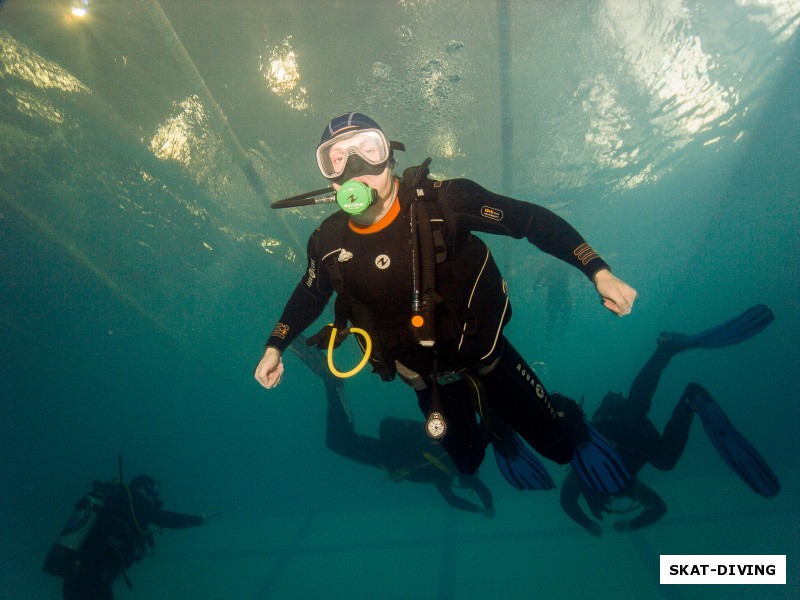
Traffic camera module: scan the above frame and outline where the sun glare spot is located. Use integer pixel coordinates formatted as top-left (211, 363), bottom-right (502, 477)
top-left (259, 36), bottom-right (310, 111)
top-left (149, 96), bottom-right (207, 165)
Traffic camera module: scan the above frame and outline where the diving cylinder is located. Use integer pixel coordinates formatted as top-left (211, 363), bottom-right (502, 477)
top-left (43, 491), bottom-right (106, 577)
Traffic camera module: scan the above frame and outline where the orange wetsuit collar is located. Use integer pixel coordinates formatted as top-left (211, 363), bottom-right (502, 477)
top-left (348, 180), bottom-right (401, 234)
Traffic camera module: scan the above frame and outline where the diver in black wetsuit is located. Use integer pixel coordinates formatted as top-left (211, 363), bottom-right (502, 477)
top-left (254, 112), bottom-right (637, 475)
top-left (48, 475), bottom-right (215, 600)
top-left (559, 305), bottom-right (778, 534)
top-left (558, 337), bottom-right (694, 535)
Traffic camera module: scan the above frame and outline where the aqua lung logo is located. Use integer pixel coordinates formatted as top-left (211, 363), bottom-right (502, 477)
top-left (516, 363), bottom-right (555, 417)
top-left (481, 206), bottom-right (503, 221)
top-left (375, 254), bottom-right (391, 269)
top-left (305, 258), bottom-right (317, 287)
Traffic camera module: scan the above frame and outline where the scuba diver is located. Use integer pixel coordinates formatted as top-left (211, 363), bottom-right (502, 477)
top-left (254, 112), bottom-right (638, 495)
top-left (44, 473), bottom-right (217, 600)
top-left (288, 337), bottom-right (495, 516)
top-left (559, 305), bottom-right (781, 536)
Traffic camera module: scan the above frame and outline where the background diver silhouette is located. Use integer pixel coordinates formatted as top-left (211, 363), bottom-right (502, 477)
top-left (289, 337), bottom-right (495, 516)
top-left (45, 474), bottom-right (215, 600)
top-left (559, 305), bottom-right (780, 536)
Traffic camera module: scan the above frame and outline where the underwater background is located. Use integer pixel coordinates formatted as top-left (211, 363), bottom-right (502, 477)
top-left (1, 1), bottom-right (798, 598)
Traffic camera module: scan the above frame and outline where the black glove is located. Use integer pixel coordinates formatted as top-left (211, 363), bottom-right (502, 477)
top-left (306, 324), bottom-right (348, 350)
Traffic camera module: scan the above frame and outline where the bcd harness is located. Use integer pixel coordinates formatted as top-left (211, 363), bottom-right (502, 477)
top-left (318, 160), bottom-right (510, 406)
top-left (43, 456), bottom-right (153, 591)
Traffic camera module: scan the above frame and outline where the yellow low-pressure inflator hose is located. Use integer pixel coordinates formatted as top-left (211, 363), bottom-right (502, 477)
top-left (327, 325), bottom-right (372, 378)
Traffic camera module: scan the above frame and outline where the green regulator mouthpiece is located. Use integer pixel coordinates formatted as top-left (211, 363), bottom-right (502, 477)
top-left (336, 180), bottom-right (378, 215)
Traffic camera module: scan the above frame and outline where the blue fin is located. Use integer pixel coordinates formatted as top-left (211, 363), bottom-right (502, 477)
top-left (492, 428), bottom-right (556, 491)
top-left (683, 383), bottom-right (780, 498)
top-left (571, 419), bottom-right (632, 494)
top-left (662, 305), bottom-right (774, 350)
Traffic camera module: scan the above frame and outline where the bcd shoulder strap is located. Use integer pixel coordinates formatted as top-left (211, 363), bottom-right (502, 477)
top-left (323, 159), bottom-right (455, 378)
top-left (402, 158), bottom-right (447, 262)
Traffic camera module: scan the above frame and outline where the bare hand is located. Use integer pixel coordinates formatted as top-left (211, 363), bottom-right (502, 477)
top-left (254, 347), bottom-right (284, 389)
top-left (593, 269), bottom-right (637, 316)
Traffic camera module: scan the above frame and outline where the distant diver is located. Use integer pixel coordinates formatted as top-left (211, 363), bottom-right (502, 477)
top-left (559, 305), bottom-right (780, 535)
top-left (44, 466), bottom-right (217, 600)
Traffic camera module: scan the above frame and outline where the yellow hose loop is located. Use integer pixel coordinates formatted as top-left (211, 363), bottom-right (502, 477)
top-left (327, 326), bottom-right (372, 378)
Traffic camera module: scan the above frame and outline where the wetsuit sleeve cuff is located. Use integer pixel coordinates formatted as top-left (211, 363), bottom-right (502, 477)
top-left (265, 320), bottom-right (294, 352)
top-left (586, 261), bottom-right (611, 281)
top-left (265, 337), bottom-right (290, 353)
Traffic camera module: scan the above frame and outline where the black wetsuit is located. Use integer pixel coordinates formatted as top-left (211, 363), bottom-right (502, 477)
top-left (267, 177), bottom-right (610, 474)
top-left (62, 489), bottom-right (202, 600)
top-left (559, 344), bottom-right (695, 532)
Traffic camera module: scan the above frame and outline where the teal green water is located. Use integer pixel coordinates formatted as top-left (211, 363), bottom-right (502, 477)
top-left (1, 1), bottom-right (798, 598)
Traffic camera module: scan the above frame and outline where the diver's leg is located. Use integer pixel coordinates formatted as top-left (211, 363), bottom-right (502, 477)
top-left (324, 381), bottom-right (384, 467)
top-left (480, 340), bottom-right (577, 464)
top-left (626, 308), bottom-right (773, 417)
top-left (648, 398), bottom-right (695, 471)
top-left (325, 380), bottom-right (355, 452)
top-left (625, 342), bottom-right (675, 420)
top-left (461, 474), bottom-right (495, 515)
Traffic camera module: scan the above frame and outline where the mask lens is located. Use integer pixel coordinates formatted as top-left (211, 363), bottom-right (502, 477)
top-left (316, 129), bottom-right (389, 179)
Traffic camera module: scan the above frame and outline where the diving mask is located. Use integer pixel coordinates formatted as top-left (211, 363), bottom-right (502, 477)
top-left (336, 180), bottom-right (378, 215)
top-left (316, 128), bottom-right (390, 180)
